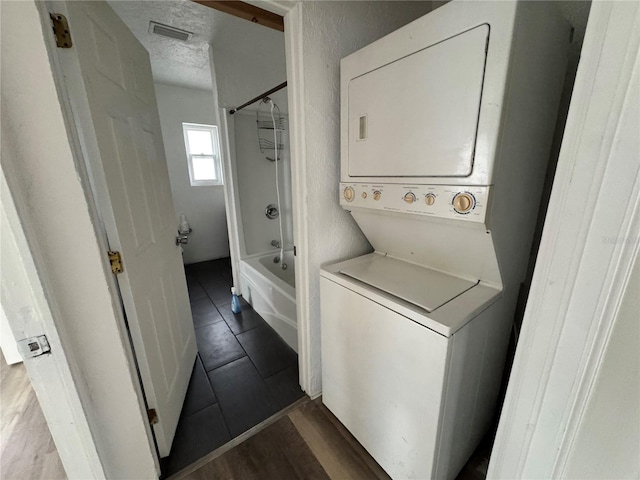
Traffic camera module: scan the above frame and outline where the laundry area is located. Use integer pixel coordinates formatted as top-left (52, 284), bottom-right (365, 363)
top-left (321, 2), bottom-right (570, 479)
top-left (6, 0), bottom-right (638, 479)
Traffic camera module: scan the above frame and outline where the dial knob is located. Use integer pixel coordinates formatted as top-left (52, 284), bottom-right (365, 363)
top-left (404, 192), bottom-right (416, 204)
top-left (452, 192), bottom-right (475, 214)
top-left (373, 190), bottom-right (381, 201)
top-left (425, 194), bottom-right (436, 206)
top-left (343, 186), bottom-right (355, 202)
top-left (361, 192), bottom-right (367, 199)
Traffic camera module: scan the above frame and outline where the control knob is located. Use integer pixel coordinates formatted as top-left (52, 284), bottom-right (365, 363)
top-left (343, 186), bottom-right (355, 202)
top-left (452, 192), bottom-right (475, 214)
top-left (403, 192), bottom-right (417, 204)
top-left (425, 193), bottom-right (436, 206)
top-left (373, 190), bottom-right (381, 201)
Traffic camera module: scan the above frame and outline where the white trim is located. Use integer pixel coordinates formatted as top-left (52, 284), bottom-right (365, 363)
top-left (284, 4), bottom-right (316, 396)
top-left (488, 2), bottom-right (640, 478)
top-left (0, 168), bottom-right (105, 479)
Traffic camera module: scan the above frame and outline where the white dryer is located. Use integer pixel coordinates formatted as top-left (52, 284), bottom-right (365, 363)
top-left (320, 2), bottom-right (570, 479)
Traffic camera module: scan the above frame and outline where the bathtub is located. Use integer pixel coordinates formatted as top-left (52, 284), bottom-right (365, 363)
top-left (239, 251), bottom-right (297, 352)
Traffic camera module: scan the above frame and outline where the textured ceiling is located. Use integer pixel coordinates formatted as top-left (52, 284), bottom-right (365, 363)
top-left (109, 0), bottom-right (286, 91)
top-left (109, 0), bottom-right (592, 95)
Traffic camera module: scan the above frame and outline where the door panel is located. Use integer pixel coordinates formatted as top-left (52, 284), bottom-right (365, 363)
top-left (60, 1), bottom-right (197, 457)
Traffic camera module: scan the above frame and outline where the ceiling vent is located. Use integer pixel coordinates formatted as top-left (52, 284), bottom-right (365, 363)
top-left (148, 21), bottom-right (193, 42)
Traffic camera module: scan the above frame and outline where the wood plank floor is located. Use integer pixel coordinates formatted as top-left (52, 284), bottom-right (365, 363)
top-left (173, 398), bottom-right (492, 480)
top-left (0, 344), bottom-right (491, 480)
top-left (176, 399), bottom-right (389, 480)
top-left (0, 352), bottom-right (66, 480)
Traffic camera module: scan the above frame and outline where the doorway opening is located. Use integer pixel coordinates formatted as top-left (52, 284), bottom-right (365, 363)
top-left (108, 1), bottom-right (301, 476)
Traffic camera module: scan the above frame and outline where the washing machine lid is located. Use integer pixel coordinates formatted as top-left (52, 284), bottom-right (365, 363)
top-left (340, 255), bottom-right (477, 313)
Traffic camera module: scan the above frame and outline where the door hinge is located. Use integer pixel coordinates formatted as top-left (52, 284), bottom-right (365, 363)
top-left (17, 335), bottom-right (51, 359)
top-left (108, 250), bottom-right (124, 274)
top-left (147, 408), bottom-right (159, 425)
top-left (50, 13), bottom-right (72, 48)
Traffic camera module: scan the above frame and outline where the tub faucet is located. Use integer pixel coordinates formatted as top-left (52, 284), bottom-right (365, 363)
top-left (271, 240), bottom-right (281, 248)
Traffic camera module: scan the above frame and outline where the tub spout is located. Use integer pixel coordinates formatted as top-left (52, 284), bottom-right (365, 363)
top-left (271, 240), bottom-right (281, 248)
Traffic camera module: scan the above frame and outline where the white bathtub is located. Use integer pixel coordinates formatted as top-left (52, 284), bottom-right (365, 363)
top-left (239, 251), bottom-right (297, 352)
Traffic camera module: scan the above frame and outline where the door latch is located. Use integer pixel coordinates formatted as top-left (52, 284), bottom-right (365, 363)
top-left (17, 335), bottom-right (51, 359)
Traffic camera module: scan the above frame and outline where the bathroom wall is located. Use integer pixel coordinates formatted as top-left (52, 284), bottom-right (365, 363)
top-left (233, 111), bottom-right (293, 256)
top-left (154, 82), bottom-right (230, 264)
top-left (286, 1), bottom-right (436, 394)
top-left (207, 18), bottom-right (289, 260)
top-left (211, 25), bottom-right (287, 113)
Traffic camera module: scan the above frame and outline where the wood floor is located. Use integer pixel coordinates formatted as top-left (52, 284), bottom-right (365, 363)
top-left (174, 398), bottom-right (390, 480)
top-left (0, 352), bottom-right (66, 480)
top-left (0, 345), bottom-right (490, 480)
top-left (171, 397), bottom-right (492, 480)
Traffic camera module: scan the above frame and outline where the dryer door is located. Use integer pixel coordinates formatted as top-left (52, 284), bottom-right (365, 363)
top-left (348, 24), bottom-right (489, 178)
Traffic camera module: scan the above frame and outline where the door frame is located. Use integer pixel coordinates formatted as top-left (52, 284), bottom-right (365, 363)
top-left (207, 2), bottom-right (319, 393)
top-left (1, 165), bottom-right (105, 479)
top-left (488, 1), bottom-right (639, 477)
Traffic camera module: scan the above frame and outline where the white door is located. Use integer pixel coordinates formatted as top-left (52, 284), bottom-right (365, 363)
top-left (56, 1), bottom-right (197, 457)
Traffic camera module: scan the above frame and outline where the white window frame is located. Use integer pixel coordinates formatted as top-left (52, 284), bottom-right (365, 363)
top-left (182, 122), bottom-right (223, 186)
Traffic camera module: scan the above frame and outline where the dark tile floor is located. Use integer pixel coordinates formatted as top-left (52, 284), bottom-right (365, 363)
top-left (161, 258), bottom-right (304, 478)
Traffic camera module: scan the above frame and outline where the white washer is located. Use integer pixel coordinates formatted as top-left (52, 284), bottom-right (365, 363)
top-left (320, 1), bottom-right (571, 479)
top-left (321, 254), bottom-right (502, 479)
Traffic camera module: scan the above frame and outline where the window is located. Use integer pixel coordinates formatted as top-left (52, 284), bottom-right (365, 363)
top-left (182, 123), bottom-right (223, 186)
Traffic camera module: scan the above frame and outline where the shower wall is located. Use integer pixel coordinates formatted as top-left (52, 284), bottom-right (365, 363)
top-left (233, 111), bottom-right (293, 256)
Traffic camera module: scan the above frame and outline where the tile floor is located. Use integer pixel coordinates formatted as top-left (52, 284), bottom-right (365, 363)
top-left (161, 258), bottom-right (304, 478)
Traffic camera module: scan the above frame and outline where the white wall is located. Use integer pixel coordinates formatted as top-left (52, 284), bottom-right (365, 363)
top-left (286, 1), bottom-right (435, 395)
top-left (208, 19), bottom-right (289, 263)
top-left (211, 23), bottom-right (287, 112)
top-left (0, 304), bottom-right (21, 365)
top-left (233, 111), bottom-right (293, 256)
top-left (154, 82), bottom-right (230, 264)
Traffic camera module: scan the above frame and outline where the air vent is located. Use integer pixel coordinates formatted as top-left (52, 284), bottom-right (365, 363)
top-left (148, 21), bottom-right (193, 42)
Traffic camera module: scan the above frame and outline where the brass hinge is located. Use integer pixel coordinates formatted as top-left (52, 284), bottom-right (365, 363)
top-left (108, 251), bottom-right (123, 274)
top-left (147, 408), bottom-right (159, 425)
top-left (50, 13), bottom-right (72, 48)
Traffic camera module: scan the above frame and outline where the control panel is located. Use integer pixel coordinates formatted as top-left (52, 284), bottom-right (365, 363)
top-left (339, 183), bottom-right (490, 223)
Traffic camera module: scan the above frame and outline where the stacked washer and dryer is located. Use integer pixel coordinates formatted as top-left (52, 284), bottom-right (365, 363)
top-left (320, 2), bottom-right (570, 479)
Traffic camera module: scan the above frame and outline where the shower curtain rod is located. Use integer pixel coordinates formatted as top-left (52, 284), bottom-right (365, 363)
top-left (229, 81), bottom-right (287, 115)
